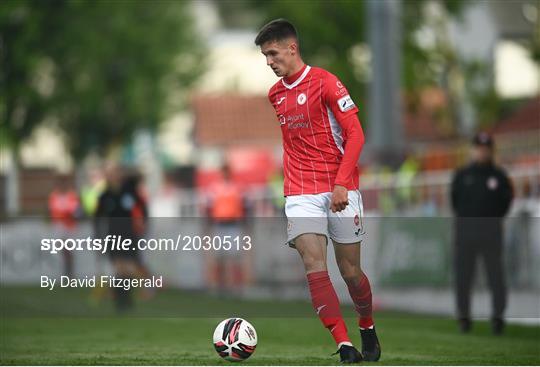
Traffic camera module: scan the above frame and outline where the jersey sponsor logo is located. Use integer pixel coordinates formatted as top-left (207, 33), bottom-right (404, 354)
top-left (297, 93), bottom-right (307, 105)
top-left (288, 122), bottom-right (309, 129)
top-left (334, 81), bottom-right (347, 96)
top-left (277, 96), bottom-right (286, 105)
top-left (285, 113), bottom-right (305, 123)
top-left (337, 95), bottom-right (355, 112)
top-left (335, 88), bottom-right (348, 96)
top-left (283, 113), bottom-right (309, 129)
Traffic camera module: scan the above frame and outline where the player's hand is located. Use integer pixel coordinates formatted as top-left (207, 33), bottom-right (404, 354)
top-left (330, 185), bottom-right (349, 213)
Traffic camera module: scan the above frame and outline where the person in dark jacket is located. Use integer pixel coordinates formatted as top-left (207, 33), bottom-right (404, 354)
top-left (95, 165), bottom-right (147, 311)
top-left (450, 132), bottom-right (513, 334)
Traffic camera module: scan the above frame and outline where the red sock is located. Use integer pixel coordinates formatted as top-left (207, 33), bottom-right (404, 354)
top-left (346, 272), bottom-right (374, 329)
top-left (307, 271), bottom-right (350, 346)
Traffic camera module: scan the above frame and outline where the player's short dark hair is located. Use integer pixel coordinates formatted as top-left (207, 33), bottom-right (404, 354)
top-left (254, 18), bottom-right (298, 46)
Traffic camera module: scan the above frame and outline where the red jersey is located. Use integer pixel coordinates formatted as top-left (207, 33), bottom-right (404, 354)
top-left (209, 181), bottom-right (244, 222)
top-left (268, 65), bottom-right (365, 196)
top-left (48, 189), bottom-right (79, 229)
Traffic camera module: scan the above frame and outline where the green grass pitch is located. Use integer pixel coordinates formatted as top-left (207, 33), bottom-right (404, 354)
top-left (1, 286), bottom-right (539, 365)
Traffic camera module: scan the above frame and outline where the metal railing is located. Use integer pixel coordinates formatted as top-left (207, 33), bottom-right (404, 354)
top-left (171, 164), bottom-right (540, 217)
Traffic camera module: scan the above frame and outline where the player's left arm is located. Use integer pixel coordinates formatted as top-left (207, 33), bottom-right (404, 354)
top-left (324, 74), bottom-right (365, 212)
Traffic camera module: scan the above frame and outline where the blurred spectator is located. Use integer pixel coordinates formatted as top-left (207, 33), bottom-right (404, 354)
top-left (204, 164), bottom-right (250, 295)
top-left (396, 155), bottom-right (420, 208)
top-left (450, 132), bottom-right (513, 335)
top-left (80, 168), bottom-right (105, 217)
top-left (48, 174), bottom-right (80, 277)
top-left (149, 171), bottom-right (181, 217)
top-left (267, 171), bottom-right (285, 213)
top-left (95, 164), bottom-right (150, 311)
top-left (378, 166), bottom-right (397, 215)
top-left (122, 171), bottom-right (155, 300)
top-left (506, 181), bottom-right (538, 288)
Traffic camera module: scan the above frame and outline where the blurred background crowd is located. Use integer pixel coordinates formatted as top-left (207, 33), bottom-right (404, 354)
top-left (1, 0), bottom-right (539, 319)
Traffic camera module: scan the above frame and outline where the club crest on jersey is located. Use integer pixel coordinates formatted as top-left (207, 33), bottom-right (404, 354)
top-left (487, 177), bottom-right (498, 190)
top-left (337, 95), bottom-right (355, 112)
top-left (297, 93), bottom-right (307, 105)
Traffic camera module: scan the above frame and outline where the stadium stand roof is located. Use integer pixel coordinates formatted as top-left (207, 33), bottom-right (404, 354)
top-left (492, 96), bottom-right (540, 134)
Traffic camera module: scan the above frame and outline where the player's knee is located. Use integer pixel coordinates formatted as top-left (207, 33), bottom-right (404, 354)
top-left (301, 256), bottom-right (327, 273)
top-left (340, 267), bottom-right (363, 286)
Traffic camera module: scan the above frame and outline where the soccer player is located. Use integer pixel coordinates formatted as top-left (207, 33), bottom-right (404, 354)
top-left (255, 19), bottom-right (381, 363)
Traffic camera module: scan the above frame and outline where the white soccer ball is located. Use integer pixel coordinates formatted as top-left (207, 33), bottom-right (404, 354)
top-left (213, 318), bottom-right (257, 362)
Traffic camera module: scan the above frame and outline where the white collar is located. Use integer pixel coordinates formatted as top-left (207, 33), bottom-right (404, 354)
top-left (281, 65), bottom-right (311, 90)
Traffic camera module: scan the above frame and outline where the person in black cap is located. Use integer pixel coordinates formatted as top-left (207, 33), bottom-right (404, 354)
top-left (450, 132), bottom-right (513, 334)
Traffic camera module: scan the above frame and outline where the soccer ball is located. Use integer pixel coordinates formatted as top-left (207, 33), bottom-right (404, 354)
top-left (213, 318), bottom-right (257, 361)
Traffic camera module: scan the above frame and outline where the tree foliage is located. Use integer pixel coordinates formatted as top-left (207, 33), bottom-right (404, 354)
top-left (247, 0), bottom-right (367, 114)
top-left (223, 0), bottom-right (470, 126)
top-left (1, 0), bottom-right (204, 161)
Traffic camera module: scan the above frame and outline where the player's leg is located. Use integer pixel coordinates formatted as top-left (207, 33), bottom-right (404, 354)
top-left (295, 233), bottom-right (328, 273)
top-left (333, 241), bottom-right (380, 362)
top-left (328, 190), bottom-right (379, 361)
top-left (111, 257), bottom-right (136, 311)
top-left (454, 240), bottom-right (477, 332)
top-left (480, 241), bottom-right (507, 334)
top-left (133, 250), bottom-right (156, 300)
top-left (333, 242), bottom-right (373, 328)
top-left (327, 189), bottom-right (373, 328)
top-left (285, 193), bottom-right (361, 362)
top-left (295, 235), bottom-right (344, 334)
top-left (294, 234), bottom-right (361, 363)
